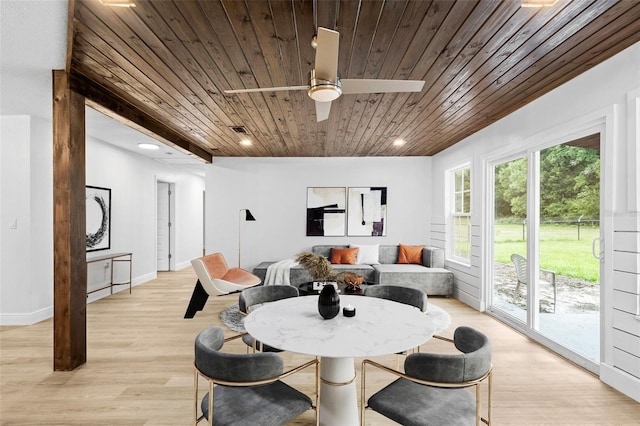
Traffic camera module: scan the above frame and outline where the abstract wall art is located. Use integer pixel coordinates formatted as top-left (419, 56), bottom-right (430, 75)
top-left (86, 185), bottom-right (111, 252)
top-left (347, 187), bottom-right (387, 236)
top-left (306, 187), bottom-right (346, 236)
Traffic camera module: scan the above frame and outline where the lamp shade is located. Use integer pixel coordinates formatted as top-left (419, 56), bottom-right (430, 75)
top-left (244, 209), bottom-right (256, 221)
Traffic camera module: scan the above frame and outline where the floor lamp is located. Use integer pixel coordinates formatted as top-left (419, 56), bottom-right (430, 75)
top-left (238, 208), bottom-right (256, 267)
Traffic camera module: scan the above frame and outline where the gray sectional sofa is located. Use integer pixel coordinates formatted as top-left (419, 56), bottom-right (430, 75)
top-left (253, 244), bottom-right (453, 296)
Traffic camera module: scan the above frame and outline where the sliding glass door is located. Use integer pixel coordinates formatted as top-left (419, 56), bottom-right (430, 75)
top-left (490, 137), bottom-right (601, 370)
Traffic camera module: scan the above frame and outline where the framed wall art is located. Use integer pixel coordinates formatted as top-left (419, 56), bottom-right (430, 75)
top-left (306, 187), bottom-right (346, 236)
top-left (86, 185), bottom-right (111, 252)
top-left (347, 187), bottom-right (387, 236)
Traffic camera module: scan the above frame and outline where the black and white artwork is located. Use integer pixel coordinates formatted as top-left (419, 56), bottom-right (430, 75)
top-left (86, 185), bottom-right (111, 252)
top-left (347, 187), bottom-right (387, 236)
top-left (306, 187), bottom-right (346, 236)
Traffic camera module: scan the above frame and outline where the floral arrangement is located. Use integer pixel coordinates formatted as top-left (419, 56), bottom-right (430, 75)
top-left (295, 251), bottom-right (336, 282)
top-left (336, 272), bottom-right (365, 287)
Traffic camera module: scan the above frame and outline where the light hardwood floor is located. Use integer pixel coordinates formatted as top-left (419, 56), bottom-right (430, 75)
top-left (1, 268), bottom-right (638, 425)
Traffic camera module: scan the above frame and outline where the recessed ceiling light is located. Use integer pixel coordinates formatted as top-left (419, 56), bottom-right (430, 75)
top-left (521, 0), bottom-right (557, 7)
top-left (240, 139), bottom-right (253, 146)
top-left (393, 138), bottom-right (405, 146)
top-left (138, 143), bottom-right (160, 150)
top-left (99, 0), bottom-right (136, 7)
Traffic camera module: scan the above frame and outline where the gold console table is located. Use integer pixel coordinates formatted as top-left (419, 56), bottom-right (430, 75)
top-left (86, 252), bottom-right (133, 295)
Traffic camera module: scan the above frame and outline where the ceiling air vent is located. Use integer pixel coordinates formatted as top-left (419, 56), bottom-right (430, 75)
top-left (231, 126), bottom-right (249, 134)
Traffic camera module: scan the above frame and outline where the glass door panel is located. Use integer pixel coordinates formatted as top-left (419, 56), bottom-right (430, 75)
top-left (537, 142), bottom-right (600, 362)
top-left (492, 157), bottom-right (528, 323)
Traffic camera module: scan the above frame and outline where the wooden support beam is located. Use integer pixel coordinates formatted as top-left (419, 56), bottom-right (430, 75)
top-left (53, 69), bottom-right (87, 371)
top-left (69, 73), bottom-right (212, 164)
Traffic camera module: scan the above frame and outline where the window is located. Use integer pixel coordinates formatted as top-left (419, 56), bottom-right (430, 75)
top-left (451, 166), bottom-right (471, 262)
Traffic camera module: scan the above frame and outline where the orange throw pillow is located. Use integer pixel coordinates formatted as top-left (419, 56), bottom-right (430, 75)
top-left (398, 244), bottom-right (425, 264)
top-left (331, 247), bottom-right (358, 265)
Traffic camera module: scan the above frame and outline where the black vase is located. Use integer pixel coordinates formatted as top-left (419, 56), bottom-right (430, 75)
top-left (318, 284), bottom-right (340, 319)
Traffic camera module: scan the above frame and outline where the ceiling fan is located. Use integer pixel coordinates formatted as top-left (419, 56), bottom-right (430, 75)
top-left (224, 27), bottom-right (425, 122)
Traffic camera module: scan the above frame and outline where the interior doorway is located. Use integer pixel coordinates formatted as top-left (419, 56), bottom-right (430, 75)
top-left (489, 134), bottom-right (602, 372)
top-left (157, 181), bottom-right (175, 271)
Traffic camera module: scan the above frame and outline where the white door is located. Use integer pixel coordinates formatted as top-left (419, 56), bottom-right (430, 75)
top-left (157, 182), bottom-right (171, 271)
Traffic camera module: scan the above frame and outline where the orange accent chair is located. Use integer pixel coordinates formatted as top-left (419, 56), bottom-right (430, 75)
top-left (185, 253), bottom-right (261, 318)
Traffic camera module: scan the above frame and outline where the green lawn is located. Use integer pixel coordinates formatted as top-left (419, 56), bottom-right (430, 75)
top-left (494, 223), bottom-right (599, 282)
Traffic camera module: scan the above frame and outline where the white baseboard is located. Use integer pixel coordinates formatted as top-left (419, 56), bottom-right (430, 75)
top-left (0, 305), bottom-right (53, 326)
top-left (600, 363), bottom-right (640, 402)
top-left (453, 290), bottom-right (482, 311)
top-left (1, 272), bottom-right (158, 325)
top-left (176, 260), bottom-right (192, 270)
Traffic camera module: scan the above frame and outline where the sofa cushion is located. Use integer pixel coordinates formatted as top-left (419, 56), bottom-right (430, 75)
top-left (374, 264), bottom-right (454, 296)
top-left (398, 244), bottom-right (425, 264)
top-left (350, 243), bottom-right (380, 265)
top-left (331, 247), bottom-right (358, 264)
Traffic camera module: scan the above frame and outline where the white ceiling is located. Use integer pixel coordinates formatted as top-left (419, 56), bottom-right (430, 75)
top-left (0, 0), bottom-right (204, 170)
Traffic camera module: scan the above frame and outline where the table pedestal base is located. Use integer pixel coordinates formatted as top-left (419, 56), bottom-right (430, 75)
top-left (320, 357), bottom-right (359, 426)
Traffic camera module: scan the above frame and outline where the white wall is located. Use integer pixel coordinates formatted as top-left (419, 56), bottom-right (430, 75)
top-left (86, 137), bottom-right (205, 280)
top-left (1, 116), bottom-right (52, 323)
top-left (430, 42), bottom-right (640, 401)
top-left (0, 118), bottom-right (205, 324)
top-left (205, 157), bottom-right (431, 270)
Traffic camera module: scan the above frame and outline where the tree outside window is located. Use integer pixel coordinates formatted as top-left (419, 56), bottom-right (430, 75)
top-left (452, 167), bottom-right (471, 262)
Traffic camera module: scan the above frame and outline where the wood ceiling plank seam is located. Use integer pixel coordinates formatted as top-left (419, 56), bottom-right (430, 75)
top-left (356, 0), bottom-right (501, 156)
top-left (219, 0), bottom-right (294, 156)
top-left (434, 5), bottom-right (640, 153)
top-left (193, 1), bottom-right (288, 157)
top-left (468, 1), bottom-right (640, 128)
top-left (72, 29), bottom-right (219, 151)
top-left (269, 1), bottom-right (314, 155)
top-left (315, 0), bottom-right (336, 32)
top-left (421, 36), bottom-right (640, 155)
top-left (73, 14), bottom-right (217, 143)
top-left (72, 75), bottom-right (212, 163)
top-left (401, 0), bottom-right (595, 149)
top-left (75, 2), bottom-right (232, 152)
top-left (247, 1), bottom-right (305, 156)
top-left (290, 0), bottom-right (322, 155)
top-left (427, 0), bottom-right (626, 143)
top-left (410, 3), bottom-right (528, 129)
top-left (345, 0), bottom-right (409, 155)
top-left (374, 1), bottom-right (520, 155)
top-left (322, 0), bottom-right (360, 153)
top-left (154, 1), bottom-right (272, 157)
top-left (111, 1), bottom-right (242, 154)
top-left (71, 57), bottom-right (213, 150)
top-left (362, 0), bottom-right (480, 155)
top-left (354, 0), bottom-right (471, 152)
top-left (349, 0), bottom-right (436, 155)
top-left (334, 0), bottom-right (385, 153)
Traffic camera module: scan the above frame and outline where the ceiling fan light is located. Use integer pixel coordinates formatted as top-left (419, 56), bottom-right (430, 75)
top-left (308, 86), bottom-right (341, 102)
top-left (308, 70), bottom-right (342, 102)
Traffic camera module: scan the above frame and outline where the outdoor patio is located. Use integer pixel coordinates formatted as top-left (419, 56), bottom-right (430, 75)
top-left (493, 262), bottom-right (600, 361)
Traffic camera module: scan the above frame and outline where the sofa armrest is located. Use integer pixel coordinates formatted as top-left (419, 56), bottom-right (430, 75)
top-left (423, 247), bottom-right (445, 268)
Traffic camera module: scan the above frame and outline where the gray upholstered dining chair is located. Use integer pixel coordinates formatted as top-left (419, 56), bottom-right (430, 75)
top-left (238, 285), bottom-right (300, 352)
top-left (364, 285), bottom-right (428, 365)
top-left (363, 285), bottom-right (428, 312)
top-left (193, 326), bottom-right (319, 426)
top-left (361, 326), bottom-right (493, 426)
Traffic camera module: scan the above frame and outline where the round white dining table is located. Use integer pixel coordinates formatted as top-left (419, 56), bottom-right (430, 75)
top-left (244, 294), bottom-right (435, 426)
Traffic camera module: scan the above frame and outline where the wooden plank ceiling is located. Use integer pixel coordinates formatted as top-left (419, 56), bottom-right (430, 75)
top-left (69, 0), bottom-right (640, 162)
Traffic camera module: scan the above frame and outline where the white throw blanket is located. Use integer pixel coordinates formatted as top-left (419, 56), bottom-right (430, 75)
top-left (264, 259), bottom-right (299, 286)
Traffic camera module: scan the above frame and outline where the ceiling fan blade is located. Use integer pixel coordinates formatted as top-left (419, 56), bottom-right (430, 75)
top-left (341, 79), bottom-right (425, 94)
top-left (224, 85), bottom-right (309, 94)
top-left (315, 27), bottom-right (339, 81)
top-left (315, 100), bottom-right (332, 122)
